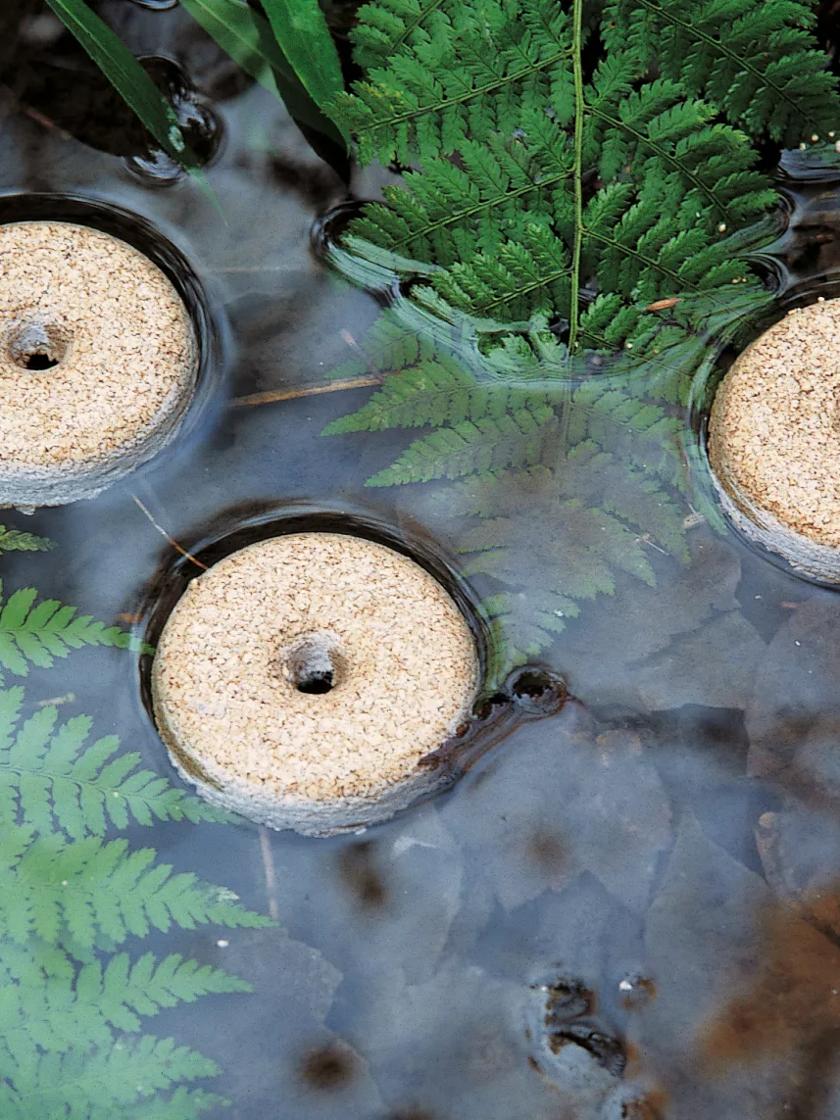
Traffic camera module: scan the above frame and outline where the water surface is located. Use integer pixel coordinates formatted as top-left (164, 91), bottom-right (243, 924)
top-left (2, 5), bottom-right (840, 1118)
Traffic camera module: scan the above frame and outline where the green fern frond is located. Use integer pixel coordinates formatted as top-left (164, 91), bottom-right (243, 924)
top-left (0, 526), bottom-right (55, 554)
top-left (0, 1035), bottom-right (222, 1120)
top-left (0, 687), bottom-right (226, 838)
top-left (0, 580), bottom-right (147, 680)
top-left (119, 1087), bottom-right (225, 1120)
top-left (446, 444), bottom-right (688, 674)
top-left (350, 0), bottom-right (448, 69)
top-left (0, 683), bottom-right (268, 1115)
top-left (604, 0), bottom-right (840, 145)
top-left (347, 118), bottom-right (575, 265)
top-left (332, 0), bottom-right (783, 361)
top-left (116, 1087), bottom-right (225, 1120)
top-left (0, 825), bottom-right (270, 954)
top-left (366, 402), bottom-right (559, 485)
top-left (0, 945), bottom-right (248, 1054)
top-left (332, 0), bottom-right (574, 164)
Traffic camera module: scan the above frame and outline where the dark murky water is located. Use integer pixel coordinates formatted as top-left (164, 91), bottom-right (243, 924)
top-left (3, 4), bottom-right (840, 1118)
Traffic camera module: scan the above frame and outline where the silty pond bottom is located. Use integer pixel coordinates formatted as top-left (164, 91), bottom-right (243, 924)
top-left (2, 3), bottom-right (840, 1119)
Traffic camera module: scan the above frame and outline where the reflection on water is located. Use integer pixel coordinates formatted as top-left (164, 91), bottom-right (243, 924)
top-left (2, 3), bottom-right (840, 1118)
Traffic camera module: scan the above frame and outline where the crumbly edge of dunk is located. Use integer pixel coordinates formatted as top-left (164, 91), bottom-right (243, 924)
top-left (157, 701), bottom-right (449, 837)
top-left (0, 358), bottom-right (197, 508)
top-left (151, 660), bottom-right (464, 837)
top-left (710, 464), bottom-right (840, 582)
top-left (707, 301), bottom-right (840, 555)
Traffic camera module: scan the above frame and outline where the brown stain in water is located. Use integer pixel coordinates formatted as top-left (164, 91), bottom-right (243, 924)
top-left (298, 1042), bottom-right (357, 1091)
top-left (527, 828), bottom-right (567, 873)
top-left (620, 1088), bottom-right (670, 1119)
top-left (700, 897), bottom-right (840, 1069)
top-left (338, 840), bottom-right (390, 909)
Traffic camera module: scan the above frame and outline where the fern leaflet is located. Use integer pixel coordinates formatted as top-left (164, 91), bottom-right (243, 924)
top-left (0, 680), bottom-right (270, 1116)
top-left (448, 443), bottom-right (687, 674)
top-left (0, 580), bottom-right (148, 680)
top-left (0, 525), bottom-right (55, 554)
top-left (0, 944), bottom-right (248, 1052)
top-left (0, 687), bottom-right (227, 839)
top-left (0, 1035), bottom-right (222, 1120)
top-left (603, 0), bottom-right (840, 145)
top-left (0, 824), bottom-right (269, 954)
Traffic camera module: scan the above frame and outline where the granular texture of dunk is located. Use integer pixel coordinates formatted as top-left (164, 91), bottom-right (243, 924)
top-left (151, 533), bottom-right (480, 834)
top-left (0, 220), bottom-right (197, 506)
top-left (709, 299), bottom-right (840, 552)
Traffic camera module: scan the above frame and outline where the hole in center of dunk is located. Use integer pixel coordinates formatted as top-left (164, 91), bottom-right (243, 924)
top-left (284, 633), bottom-right (345, 696)
top-left (6, 321), bottom-right (69, 372)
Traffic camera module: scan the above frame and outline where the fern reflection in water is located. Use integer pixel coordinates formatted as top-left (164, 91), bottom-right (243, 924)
top-left (0, 525), bottom-right (55, 554)
top-left (0, 545), bottom-right (271, 1119)
top-left (322, 0), bottom-right (840, 675)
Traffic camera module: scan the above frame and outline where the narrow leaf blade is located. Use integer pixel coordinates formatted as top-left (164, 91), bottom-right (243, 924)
top-left (261, 0), bottom-right (345, 119)
top-left (44, 0), bottom-right (191, 165)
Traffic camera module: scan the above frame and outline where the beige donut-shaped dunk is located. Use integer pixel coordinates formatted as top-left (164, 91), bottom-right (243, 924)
top-left (151, 533), bottom-right (480, 836)
top-left (0, 220), bottom-right (197, 507)
top-left (709, 299), bottom-right (840, 580)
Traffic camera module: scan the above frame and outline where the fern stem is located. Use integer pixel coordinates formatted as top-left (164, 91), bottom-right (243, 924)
top-left (258, 826), bottom-right (281, 922)
top-left (477, 224), bottom-right (697, 320)
top-left (231, 374), bottom-right (386, 407)
top-left (567, 0), bottom-right (585, 355)
top-left (131, 496), bottom-right (208, 572)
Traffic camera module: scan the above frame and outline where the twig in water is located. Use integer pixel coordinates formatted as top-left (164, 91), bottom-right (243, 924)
top-left (131, 494), bottom-right (208, 571)
top-left (259, 827), bottom-right (281, 922)
top-left (231, 374), bottom-right (384, 409)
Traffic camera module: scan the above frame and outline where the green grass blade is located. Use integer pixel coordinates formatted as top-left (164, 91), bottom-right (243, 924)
top-left (180, 0), bottom-right (292, 97)
top-left (261, 0), bottom-right (346, 122)
top-left (180, 0), bottom-right (345, 142)
top-left (44, 0), bottom-right (192, 166)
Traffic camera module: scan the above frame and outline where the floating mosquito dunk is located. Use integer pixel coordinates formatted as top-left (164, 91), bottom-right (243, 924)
top-left (709, 299), bottom-right (840, 582)
top-left (0, 220), bottom-right (197, 508)
top-left (151, 533), bottom-right (480, 836)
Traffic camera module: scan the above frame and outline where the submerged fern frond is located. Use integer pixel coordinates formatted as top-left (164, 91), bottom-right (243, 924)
top-left (449, 445), bottom-right (688, 674)
top-left (0, 687), bottom-right (226, 838)
top-left (326, 0), bottom-right (837, 667)
top-left (367, 402), bottom-right (559, 486)
top-left (0, 944), bottom-right (248, 1054)
top-left (0, 580), bottom-right (146, 680)
top-left (0, 1035), bottom-right (223, 1120)
top-left (0, 825), bottom-right (270, 954)
top-left (0, 526), bottom-right (55, 554)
